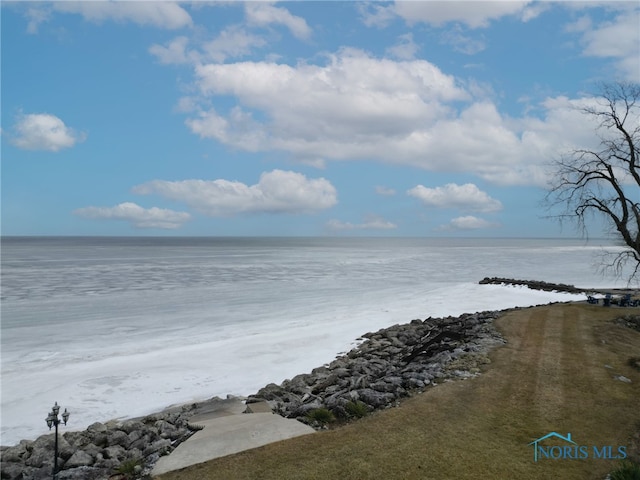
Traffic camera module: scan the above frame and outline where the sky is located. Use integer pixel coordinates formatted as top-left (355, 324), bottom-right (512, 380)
top-left (2, 1), bottom-right (639, 237)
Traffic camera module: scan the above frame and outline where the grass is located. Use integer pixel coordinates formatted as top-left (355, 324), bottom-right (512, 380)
top-left (155, 303), bottom-right (640, 480)
top-left (305, 408), bottom-right (335, 426)
top-left (610, 460), bottom-right (640, 480)
top-left (344, 400), bottom-right (369, 419)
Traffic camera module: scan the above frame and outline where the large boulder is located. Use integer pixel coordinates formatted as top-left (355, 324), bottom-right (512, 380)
top-left (65, 449), bottom-right (94, 468)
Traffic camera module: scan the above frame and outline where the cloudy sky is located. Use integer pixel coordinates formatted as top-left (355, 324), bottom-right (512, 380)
top-left (2, 1), bottom-right (638, 236)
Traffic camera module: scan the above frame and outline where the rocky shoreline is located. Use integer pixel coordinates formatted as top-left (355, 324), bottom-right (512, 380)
top-left (2, 277), bottom-right (621, 480)
top-left (247, 310), bottom-right (505, 425)
top-left (1, 307), bottom-right (507, 480)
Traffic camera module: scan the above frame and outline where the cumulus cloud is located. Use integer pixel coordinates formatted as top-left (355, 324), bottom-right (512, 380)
top-left (149, 4), bottom-right (307, 65)
top-left (52, 1), bottom-right (192, 29)
top-left (358, 1), bottom-right (535, 29)
top-left (149, 36), bottom-right (193, 65)
top-left (357, 2), bottom-right (398, 28)
top-left (441, 215), bottom-right (499, 230)
top-left (201, 25), bottom-right (268, 63)
top-left (407, 183), bottom-right (503, 213)
top-left (326, 216), bottom-right (397, 231)
top-left (149, 26), bottom-right (268, 65)
top-left (10, 113), bottom-right (85, 151)
top-left (244, 2), bottom-right (312, 40)
top-left (133, 170), bottom-right (337, 217)
top-left (393, 1), bottom-right (533, 28)
top-left (186, 48), bottom-right (489, 161)
top-left (179, 46), bottom-right (621, 187)
top-left (574, 7), bottom-right (640, 80)
top-left (74, 203), bottom-right (190, 229)
top-left (183, 48), bottom-right (599, 186)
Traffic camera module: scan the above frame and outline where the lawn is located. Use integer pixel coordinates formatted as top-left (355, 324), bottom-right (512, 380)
top-left (155, 303), bottom-right (640, 480)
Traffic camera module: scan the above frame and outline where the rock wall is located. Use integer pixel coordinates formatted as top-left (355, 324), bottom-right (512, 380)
top-left (1, 310), bottom-right (506, 479)
top-left (1, 404), bottom-right (208, 480)
top-left (248, 310), bottom-right (505, 426)
top-left (479, 277), bottom-right (584, 294)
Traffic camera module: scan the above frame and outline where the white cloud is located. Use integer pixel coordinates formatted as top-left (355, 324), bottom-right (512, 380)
top-left (442, 215), bottom-right (498, 230)
top-left (440, 27), bottom-right (486, 55)
top-left (394, 1), bottom-right (533, 28)
top-left (245, 2), bottom-right (312, 40)
top-left (357, 2), bottom-right (397, 28)
top-left (407, 183), bottom-right (503, 213)
top-left (132, 170), bottom-right (337, 217)
top-left (576, 8), bottom-right (640, 80)
top-left (74, 203), bottom-right (190, 229)
top-left (52, 1), bottom-right (192, 29)
top-left (10, 113), bottom-right (85, 152)
top-left (386, 33), bottom-right (419, 60)
top-left (179, 48), bottom-right (626, 187)
top-left (25, 6), bottom-right (51, 34)
top-left (149, 26), bottom-right (267, 65)
top-left (149, 36), bottom-right (193, 65)
top-left (326, 215), bottom-right (397, 231)
top-left (375, 186), bottom-right (396, 196)
top-left (187, 48), bottom-right (472, 160)
top-left (201, 25), bottom-right (268, 63)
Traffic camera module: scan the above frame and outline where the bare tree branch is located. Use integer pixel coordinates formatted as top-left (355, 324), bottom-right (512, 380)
top-left (545, 81), bottom-right (640, 282)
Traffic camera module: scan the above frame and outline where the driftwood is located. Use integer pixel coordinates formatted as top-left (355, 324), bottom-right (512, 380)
top-left (402, 329), bottom-right (465, 364)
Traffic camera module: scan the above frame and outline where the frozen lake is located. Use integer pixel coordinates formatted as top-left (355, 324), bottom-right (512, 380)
top-left (1, 236), bottom-right (633, 445)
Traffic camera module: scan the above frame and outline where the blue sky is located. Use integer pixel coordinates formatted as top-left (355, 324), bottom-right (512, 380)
top-left (2, 1), bottom-right (639, 237)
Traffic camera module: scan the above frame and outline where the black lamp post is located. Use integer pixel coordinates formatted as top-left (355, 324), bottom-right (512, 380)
top-left (45, 402), bottom-right (70, 479)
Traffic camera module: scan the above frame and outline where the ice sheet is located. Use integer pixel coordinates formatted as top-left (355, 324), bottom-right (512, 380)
top-left (1, 237), bottom-right (633, 446)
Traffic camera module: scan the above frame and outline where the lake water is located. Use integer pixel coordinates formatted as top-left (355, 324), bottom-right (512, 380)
top-left (0, 236), bottom-right (633, 445)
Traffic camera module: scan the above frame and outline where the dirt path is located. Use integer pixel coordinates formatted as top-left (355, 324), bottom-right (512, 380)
top-left (156, 304), bottom-right (640, 480)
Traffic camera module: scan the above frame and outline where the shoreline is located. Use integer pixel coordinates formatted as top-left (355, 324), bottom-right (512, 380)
top-left (2, 280), bottom-right (638, 479)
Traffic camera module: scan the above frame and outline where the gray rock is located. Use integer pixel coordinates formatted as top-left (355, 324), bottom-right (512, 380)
top-left (86, 422), bottom-right (107, 434)
top-left (143, 438), bottom-right (172, 457)
top-left (107, 429), bottom-right (131, 448)
top-left (102, 445), bottom-right (126, 460)
top-left (65, 449), bottom-right (94, 468)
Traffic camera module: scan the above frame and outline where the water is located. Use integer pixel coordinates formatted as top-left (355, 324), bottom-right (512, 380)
top-left (0, 236), bottom-right (632, 446)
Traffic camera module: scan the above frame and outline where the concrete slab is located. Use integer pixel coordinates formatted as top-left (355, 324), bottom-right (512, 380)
top-left (243, 401), bottom-right (272, 414)
top-left (151, 413), bottom-right (315, 476)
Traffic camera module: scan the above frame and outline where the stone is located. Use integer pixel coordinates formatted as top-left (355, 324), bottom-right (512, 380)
top-left (143, 438), bottom-right (172, 457)
top-left (106, 429), bottom-right (130, 448)
top-left (65, 449), bottom-right (94, 468)
top-left (87, 422), bottom-right (107, 434)
top-left (2, 309), bottom-right (506, 479)
top-left (102, 445), bottom-right (126, 460)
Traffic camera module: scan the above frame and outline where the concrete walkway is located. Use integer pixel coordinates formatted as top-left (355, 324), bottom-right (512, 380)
top-left (151, 402), bottom-right (315, 476)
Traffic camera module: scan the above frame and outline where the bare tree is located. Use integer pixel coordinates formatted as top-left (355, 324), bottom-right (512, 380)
top-left (546, 82), bottom-right (640, 279)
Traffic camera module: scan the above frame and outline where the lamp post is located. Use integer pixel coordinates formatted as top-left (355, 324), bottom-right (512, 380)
top-left (45, 402), bottom-right (70, 479)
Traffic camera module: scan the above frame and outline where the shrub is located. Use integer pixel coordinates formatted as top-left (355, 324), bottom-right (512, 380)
top-left (345, 400), bottom-right (369, 419)
top-left (116, 458), bottom-right (143, 479)
top-left (306, 408), bottom-right (335, 426)
top-left (610, 460), bottom-right (640, 480)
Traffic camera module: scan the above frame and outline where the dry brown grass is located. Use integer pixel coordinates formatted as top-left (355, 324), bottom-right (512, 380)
top-left (155, 304), bottom-right (640, 480)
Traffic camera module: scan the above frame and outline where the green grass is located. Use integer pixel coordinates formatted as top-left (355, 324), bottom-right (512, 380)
top-left (155, 304), bottom-right (640, 480)
top-left (344, 400), bottom-right (369, 419)
top-left (610, 460), bottom-right (640, 480)
top-left (305, 408), bottom-right (335, 426)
